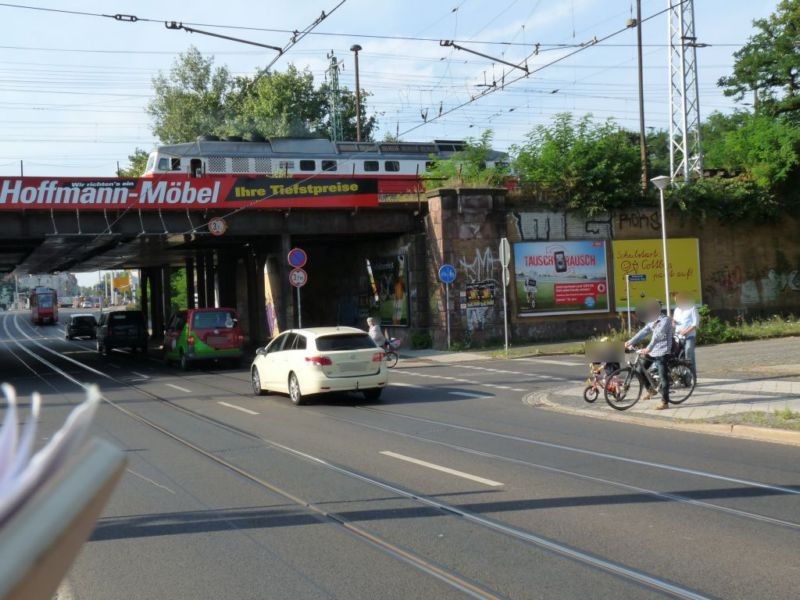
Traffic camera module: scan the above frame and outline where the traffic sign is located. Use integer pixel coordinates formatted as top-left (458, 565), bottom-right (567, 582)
top-left (208, 217), bottom-right (228, 236)
top-left (499, 237), bottom-right (511, 268)
top-left (438, 264), bottom-right (456, 284)
top-left (289, 268), bottom-right (308, 288)
top-left (287, 247), bottom-right (307, 268)
top-left (627, 274), bottom-right (647, 282)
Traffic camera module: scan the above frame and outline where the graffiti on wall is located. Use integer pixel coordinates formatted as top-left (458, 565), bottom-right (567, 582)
top-left (459, 247), bottom-right (499, 331)
top-left (615, 210), bottom-right (661, 233)
top-left (512, 211), bottom-right (611, 241)
top-left (707, 264), bottom-right (800, 307)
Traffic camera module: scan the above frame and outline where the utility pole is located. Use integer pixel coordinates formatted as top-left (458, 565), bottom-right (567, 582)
top-left (326, 51), bottom-right (344, 143)
top-left (350, 44), bottom-right (363, 142)
top-left (668, 0), bottom-right (703, 182)
top-left (635, 0), bottom-right (648, 194)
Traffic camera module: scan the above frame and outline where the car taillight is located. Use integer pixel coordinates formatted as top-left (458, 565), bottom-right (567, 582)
top-left (372, 352), bottom-right (384, 363)
top-left (305, 356), bottom-right (332, 366)
top-left (187, 334), bottom-right (196, 346)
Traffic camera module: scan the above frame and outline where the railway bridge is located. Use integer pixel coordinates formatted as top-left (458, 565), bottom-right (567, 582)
top-left (0, 174), bottom-right (428, 346)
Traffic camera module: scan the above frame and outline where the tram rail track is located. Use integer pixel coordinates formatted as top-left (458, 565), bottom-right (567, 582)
top-left (3, 311), bottom-right (720, 600)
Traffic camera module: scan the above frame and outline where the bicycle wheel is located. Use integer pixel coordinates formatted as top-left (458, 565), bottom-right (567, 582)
top-left (385, 351), bottom-right (399, 369)
top-left (667, 360), bottom-right (696, 404)
top-left (583, 386), bottom-right (599, 403)
top-left (604, 367), bottom-right (643, 411)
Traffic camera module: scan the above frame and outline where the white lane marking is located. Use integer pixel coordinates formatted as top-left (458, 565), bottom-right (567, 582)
top-left (449, 391), bottom-right (488, 398)
top-left (390, 382), bottom-right (425, 389)
top-left (130, 370), bottom-right (150, 379)
top-left (368, 409), bottom-right (800, 496)
top-left (126, 468), bottom-right (176, 494)
top-left (165, 383), bottom-right (192, 393)
top-left (380, 450), bottom-right (503, 487)
top-left (519, 358), bottom-right (584, 367)
top-left (217, 401), bottom-right (259, 415)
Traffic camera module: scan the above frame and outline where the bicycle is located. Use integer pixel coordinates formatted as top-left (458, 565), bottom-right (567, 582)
top-left (604, 348), bottom-right (696, 411)
top-left (383, 338), bottom-right (400, 369)
top-left (582, 361), bottom-right (619, 403)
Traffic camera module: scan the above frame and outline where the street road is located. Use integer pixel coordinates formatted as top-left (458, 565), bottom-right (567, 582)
top-left (2, 309), bottom-right (798, 599)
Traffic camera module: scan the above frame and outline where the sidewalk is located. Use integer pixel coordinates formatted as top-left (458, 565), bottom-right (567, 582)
top-left (401, 339), bottom-right (584, 364)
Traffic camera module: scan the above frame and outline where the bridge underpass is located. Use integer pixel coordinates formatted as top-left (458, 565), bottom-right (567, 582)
top-left (2, 205), bottom-right (423, 347)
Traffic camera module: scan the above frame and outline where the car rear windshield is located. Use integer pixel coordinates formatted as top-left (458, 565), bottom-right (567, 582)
top-left (109, 312), bottom-right (143, 324)
top-left (192, 310), bottom-right (236, 329)
top-left (315, 333), bottom-right (376, 351)
top-left (73, 317), bottom-right (95, 326)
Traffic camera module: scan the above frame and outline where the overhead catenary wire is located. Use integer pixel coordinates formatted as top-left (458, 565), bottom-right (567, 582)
top-left (398, 0), bottom-right (689, 137)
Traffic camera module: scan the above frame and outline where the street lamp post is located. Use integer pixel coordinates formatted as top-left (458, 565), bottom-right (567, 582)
top-left (350, 44), bottom-right (362, 142)
top-left (651, 175), bottom-right (672, 314)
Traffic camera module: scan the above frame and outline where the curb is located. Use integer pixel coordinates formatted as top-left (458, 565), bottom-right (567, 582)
top-left (524, 390), bottom-right (800, 448)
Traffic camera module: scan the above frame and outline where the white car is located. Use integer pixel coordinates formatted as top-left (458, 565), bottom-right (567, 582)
top-left (250, 327), bottom-right (388, 405)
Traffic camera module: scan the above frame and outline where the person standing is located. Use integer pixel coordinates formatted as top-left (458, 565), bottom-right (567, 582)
top-left (672, 292), bottom-right (699, 374)
top-left (626, 300), bottom-right (675, 410)
top-left (367, 317), bottom-right (386, 348)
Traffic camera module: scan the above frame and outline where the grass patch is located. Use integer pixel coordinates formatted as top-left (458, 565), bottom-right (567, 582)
top-left (488, 341), bottom-right (585, 359)
top-left (703, 408), bottom-right (800, 431)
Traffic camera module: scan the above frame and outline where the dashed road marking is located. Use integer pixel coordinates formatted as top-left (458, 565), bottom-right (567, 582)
top-left (448, 391), bottom-right (489, 398)
top-left (130, 371), bottom-right (150, 379)
top-left (217, 401), bottom-right (259, 415)
top-left (380, 451), bottom-right (503, 487)
top-left (165, 383), bottom-right (192, 393)
top-left (519, 357), bottom-right (584, 367)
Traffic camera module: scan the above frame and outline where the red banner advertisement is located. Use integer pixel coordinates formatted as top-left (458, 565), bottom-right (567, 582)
top-left (0, 175), bottom-right (380, 211)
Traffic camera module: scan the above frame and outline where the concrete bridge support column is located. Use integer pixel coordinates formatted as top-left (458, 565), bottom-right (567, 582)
top-left (280, 234), bottom-right (295, 329)
top-left (149, 267), bottom-right (163, 341)
top-left (139, 268), bottom-right (149, 334)
top-left (185, 257), bottom-right (196, 309)
top-left (196, 253), bottom-right (207, 308)
top-left (217, 250), bottom-right (237, 310)
top-left (204, 251), bottom-right (217, 307)
top-left (244, 252), bottom-right (267, 347)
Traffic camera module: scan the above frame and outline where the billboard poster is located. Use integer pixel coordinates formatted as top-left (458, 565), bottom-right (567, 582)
top-left (465, 280), bottom-right (496, 331)
top-left (514, 240), bottom-right (610, 316)
top-left (612, 238), bottom-right (702, 311)
top-left (370, 255), bottom-right (409, 327)
top-left (0, 175), bottom-right (379, 211)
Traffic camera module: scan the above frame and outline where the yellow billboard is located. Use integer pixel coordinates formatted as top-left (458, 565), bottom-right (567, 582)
top-left (113, 275), bottom-right (130, 291)
top-left (612, 238), bottom-right (701, 311)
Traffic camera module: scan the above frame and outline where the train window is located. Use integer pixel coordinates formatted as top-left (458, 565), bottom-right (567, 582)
top-left (170, 158), bottom-right (181, 171)
top-left (157, 157), bottom-right (169, 171)
top-left (364, 160), bottom-right (379, 172)
top-left (278, 160), bottom-right (295, 171)
top-left (145, 154), bottom-right (155, 173)
top-left (299, 160), bottom-right (316, 171)
top-left (384, 160), bottom-right (400, 172)
top-left (190, 158), bottom-right (203, 178)
top-left (321, 160), bottom-right (337, 172)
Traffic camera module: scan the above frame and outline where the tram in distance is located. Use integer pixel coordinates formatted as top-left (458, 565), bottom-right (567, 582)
top-left (30, 286), bottom-right (58, 325)
top-left (142, 137), bottom-right (511, 194)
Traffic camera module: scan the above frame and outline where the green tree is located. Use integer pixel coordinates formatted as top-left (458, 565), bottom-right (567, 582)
top-left (147, 48), bottom-right (375, 143)
top-left (147, 47), bottom-right (236, 143)
top-left (512, 114), bottom-right (641, 215)
top-left (702, 111), bottom-right (800, 186)
top-left (170, 268), bottom-right (187, 312)
top-left (117, 148), bottom-right (150, 177)
top-left (718, 0), bottom-right (800, 117)
top-left (425, 130), bottom-right (509, 188)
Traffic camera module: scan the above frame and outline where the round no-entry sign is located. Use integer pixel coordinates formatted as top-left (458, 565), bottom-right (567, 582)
top-left (289, 267), bottom-right (308, 288)
top-left (287, 247), bottom-right (307, 268)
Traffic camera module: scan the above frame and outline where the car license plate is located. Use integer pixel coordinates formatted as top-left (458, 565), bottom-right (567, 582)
top-left (207, 335), bottom-right (229, 347)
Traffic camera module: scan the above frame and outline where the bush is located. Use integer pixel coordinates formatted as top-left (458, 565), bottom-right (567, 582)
top-left (410, 331), bottom-right (432, 349)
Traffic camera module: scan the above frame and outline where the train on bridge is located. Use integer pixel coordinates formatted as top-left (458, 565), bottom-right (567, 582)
top-left (143, 137), bottom-right (511, 195)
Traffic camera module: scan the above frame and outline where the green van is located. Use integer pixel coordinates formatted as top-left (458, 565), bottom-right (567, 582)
top-left (163, 308), bottom-right (244, 369)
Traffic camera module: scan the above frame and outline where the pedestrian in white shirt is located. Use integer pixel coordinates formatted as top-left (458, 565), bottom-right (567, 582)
top-left (672, 292), bottom-right (699, 374)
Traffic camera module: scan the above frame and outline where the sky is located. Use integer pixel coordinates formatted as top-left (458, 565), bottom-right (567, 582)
top-left (0, 0), bottom-right (778, 178)
top-left (0, 0), bottom-right (778, 286)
